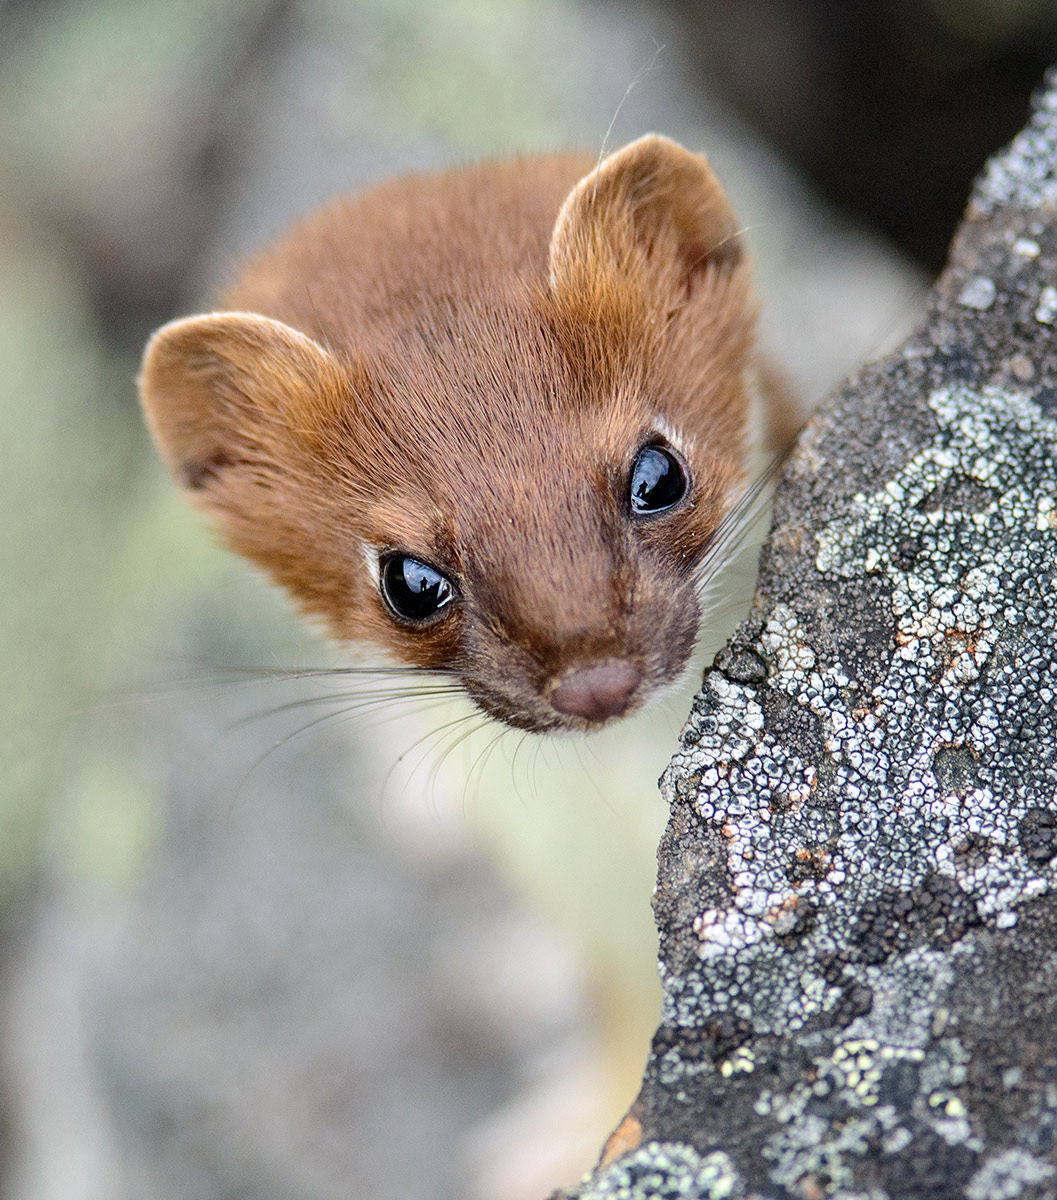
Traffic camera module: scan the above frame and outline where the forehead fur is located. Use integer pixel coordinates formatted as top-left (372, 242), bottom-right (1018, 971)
top-left (200, 147), bottom-right (752, 640)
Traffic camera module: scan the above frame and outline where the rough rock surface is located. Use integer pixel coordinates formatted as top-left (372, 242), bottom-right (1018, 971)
top-left (557, 71), bottom-right (1057, 1200)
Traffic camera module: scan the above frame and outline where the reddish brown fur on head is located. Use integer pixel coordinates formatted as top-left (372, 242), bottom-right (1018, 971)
top-left (139, 135), bottom-right (757, 732)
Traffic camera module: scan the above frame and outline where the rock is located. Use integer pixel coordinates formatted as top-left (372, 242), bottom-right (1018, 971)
top-left (560, 67), bottom-right (1057, 1200)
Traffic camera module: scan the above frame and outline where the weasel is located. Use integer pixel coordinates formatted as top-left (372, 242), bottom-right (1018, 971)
top-left (139, 135), bottom-right (764, 734)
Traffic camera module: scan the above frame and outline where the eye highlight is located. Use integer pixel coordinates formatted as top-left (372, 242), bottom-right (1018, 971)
top-left (380, 554), bottom-right (457, 624)
top-left (628, 443), bottom-right (688, 515)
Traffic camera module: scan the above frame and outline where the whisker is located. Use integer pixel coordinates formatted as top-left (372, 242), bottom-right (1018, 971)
top-left (99, 661), bottom-right (460, 720)
top-left (425, 715), bottom-right (495, 807)
top-left (572, 739), bottom-right (607, 804)
top-left (222, 683), bottom-right (463, 735)
top-left (527, 731), bottom-right (550, 803)
top-left (464, 723), bottom-right (512, 803)
top-left (314, 691), bottom-right (467, 743)
top-left (595, 42), bottom-right (666, 173)
top-left (695, 449), bottom-right (790, 587)
top-left (382, 708), bottom-right (483, 795)
top-left (219, 688), bottom-right (463, 806)
top-left (375, 708), bottom-right (487, 811)
top-left (207, 663), bottom-right (454, 682)
top-left (508, 729), bottom-right (540, 806)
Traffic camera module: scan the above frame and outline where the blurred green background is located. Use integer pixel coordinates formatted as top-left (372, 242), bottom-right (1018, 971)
top-left (1, 1), bottom-right (1053, 1197)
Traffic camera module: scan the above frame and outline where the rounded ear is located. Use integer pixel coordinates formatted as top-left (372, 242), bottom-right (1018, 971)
top-left (548, 134), bottom-right (743, 298)
top-left (138, 310), bottom-right (349, 492)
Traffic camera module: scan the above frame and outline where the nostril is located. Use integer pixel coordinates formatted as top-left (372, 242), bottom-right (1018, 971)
top-left (548, 660), bottom-right (643, 723)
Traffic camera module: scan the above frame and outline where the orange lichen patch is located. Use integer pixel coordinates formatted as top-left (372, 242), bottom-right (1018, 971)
top-left (597, 1109), bottom-right (644, 1168)
top-left (789, 846), bottom-right (831, 882)
top-left (798, 1172), bottom-right (828, 1200)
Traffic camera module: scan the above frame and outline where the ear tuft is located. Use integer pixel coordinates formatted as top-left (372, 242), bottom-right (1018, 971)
top-left (548, 134), bottom-right (742, 298)
top-left (138, 311), bottom-right (348, 493)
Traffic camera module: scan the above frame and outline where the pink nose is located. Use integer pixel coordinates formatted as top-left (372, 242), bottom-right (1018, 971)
top-left (548, 661), bottom-right (643, 723)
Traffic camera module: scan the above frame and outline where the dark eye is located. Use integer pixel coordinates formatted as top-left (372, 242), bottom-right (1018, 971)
top-left (628, 444), bottom-right (688, 515)
top-left (380, 554), bottom-right (457, 623)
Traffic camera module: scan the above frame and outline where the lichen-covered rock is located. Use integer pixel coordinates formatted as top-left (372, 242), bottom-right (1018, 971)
top-left (558, 69), bottom-right (1057, 1200)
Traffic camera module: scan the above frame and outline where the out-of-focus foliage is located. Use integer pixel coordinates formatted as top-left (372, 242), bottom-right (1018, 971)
top-left (0, 188), bottom-right (274, 896)
top-left (0, 217), bottom-right (146, 893)
top-left (310, 0), bottom-right (579, 147)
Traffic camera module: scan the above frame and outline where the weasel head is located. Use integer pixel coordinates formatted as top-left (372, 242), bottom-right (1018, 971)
top-left (139, 135), bottom-right (755, 733)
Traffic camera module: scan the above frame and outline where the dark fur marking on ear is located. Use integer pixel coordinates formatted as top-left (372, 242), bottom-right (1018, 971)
top-left (182, 451), bottom-right (235, 490)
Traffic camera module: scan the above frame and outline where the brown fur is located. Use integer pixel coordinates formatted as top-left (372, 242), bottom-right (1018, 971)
top-left (139, 136), bottom-right (758, 732)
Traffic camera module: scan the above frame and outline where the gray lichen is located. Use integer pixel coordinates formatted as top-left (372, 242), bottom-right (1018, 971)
top-left (973, 70), bottom-right (1057, 217)
top-left (578, 1144), bottom-right (744, 1199)
top-left (558, 70), bottom-right (1057, 1200)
